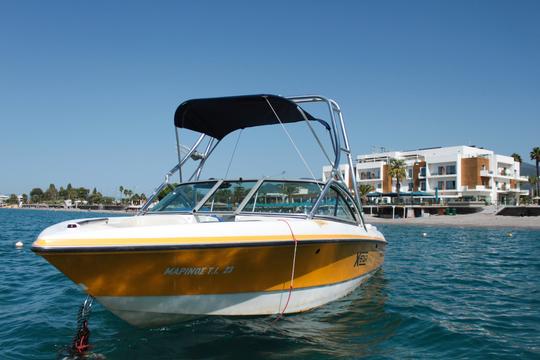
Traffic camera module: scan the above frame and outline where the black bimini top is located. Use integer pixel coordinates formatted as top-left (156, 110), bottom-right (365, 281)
top-left (174, 94), bottom-right (317, 140)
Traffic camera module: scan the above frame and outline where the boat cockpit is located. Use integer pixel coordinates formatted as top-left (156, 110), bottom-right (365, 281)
top-left (147, 178), bottom-right (364, 226)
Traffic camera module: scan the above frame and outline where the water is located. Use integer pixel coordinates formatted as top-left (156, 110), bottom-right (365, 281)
top-left (1, 209), bottom-right (539, 359)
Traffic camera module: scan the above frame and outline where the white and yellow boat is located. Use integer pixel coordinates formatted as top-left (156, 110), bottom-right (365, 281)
top-left (32, 95), bottom-right (386, 327)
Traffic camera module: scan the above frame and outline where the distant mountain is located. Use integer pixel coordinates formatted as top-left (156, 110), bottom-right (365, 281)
top-left (520, 162), bottom-right (537, 191)
top-left (521, 162), bottom-right (537, 177)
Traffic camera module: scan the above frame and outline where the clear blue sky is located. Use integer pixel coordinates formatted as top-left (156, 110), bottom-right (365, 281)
top-left (1, 0), bottom-right (538, 197)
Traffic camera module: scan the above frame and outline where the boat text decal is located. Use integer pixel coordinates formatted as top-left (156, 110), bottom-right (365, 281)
top-left (354, 252), bottom-right (368, 267)
top-left (163, 266), bottom-right (235, 276)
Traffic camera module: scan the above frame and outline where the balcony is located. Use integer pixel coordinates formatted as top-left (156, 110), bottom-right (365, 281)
top-left (357, 178), bottom-right (382, 182)
top-left (480, 170), bottom-right (492, 177)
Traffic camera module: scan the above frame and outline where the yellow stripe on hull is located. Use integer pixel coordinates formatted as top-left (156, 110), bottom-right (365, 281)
top-left (40, 241), bottom-right (385, 297)
top-left (34, 233), bottom-right (384, 248)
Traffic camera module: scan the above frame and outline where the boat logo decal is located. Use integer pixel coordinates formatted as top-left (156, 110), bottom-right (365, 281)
top-left (354, 252), bottom-right (368, 267)
top-left (163, 266), bottom-right (235, 276)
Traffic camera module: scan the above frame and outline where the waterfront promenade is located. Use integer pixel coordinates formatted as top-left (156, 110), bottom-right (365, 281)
top-left (365, 212), bottom-right (540, 229)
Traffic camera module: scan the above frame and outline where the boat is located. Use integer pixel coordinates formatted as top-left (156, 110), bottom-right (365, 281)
top-left (32, 94), bottom-right (386, 327)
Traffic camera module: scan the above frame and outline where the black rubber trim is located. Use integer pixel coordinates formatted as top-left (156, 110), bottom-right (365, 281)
top-left (31, 237), bottom-right (386, 254)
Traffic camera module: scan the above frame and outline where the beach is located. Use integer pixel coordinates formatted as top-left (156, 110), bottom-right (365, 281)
top-left (365, 212), bottom-right (540, 229)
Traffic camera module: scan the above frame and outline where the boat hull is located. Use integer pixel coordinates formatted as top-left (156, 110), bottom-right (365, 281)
top-left (38, 239), bottom-right (384, 327)
top-left (98, 269), bottom-right (377, 327)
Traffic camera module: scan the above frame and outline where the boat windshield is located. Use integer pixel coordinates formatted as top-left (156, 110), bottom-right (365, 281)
top-left (150, 181), bottom-right (217, 212)
top-left (241, 181), bottom-right (322, 214)
top-left (149, 179), bottom-right (325, 215)
top-left (198, 180), bottom-right (258, 212)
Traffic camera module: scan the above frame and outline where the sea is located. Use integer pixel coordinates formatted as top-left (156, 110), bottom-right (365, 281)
top-left (0, 208), bottom-right (539, 359)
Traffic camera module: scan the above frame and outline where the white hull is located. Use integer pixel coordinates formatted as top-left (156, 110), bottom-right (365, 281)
top-left (98, 269), bottom-right (378, 327)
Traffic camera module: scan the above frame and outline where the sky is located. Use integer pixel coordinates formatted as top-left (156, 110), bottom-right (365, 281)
top-left (1, 0), bottom-right (539, 197)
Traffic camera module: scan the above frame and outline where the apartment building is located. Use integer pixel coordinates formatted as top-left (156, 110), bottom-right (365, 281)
top-left (322, 145), bottom-right (528, 205)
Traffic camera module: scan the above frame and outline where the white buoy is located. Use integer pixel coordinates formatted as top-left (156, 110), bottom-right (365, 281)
top-left (15, 241), bottom-right (23, 248)
top-left (507, 232), bottom-right (513, 237)
top-left (422, 233), bottom-right (427, 237)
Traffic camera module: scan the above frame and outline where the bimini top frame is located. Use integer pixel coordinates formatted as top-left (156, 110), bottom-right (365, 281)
top-left (140, 94), bottom-right (365, 228)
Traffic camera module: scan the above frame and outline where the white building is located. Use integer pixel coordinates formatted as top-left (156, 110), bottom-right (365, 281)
top-left (323, 145), bottom-right (528, 205)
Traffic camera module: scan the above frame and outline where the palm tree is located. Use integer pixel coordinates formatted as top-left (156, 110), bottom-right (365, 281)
top-left (531, 147), bottom-right (540, 202)
top-left (529, 175), bottom-right (538, 198)
top-left (388, 158), bottom-right (407, 203)
top-left (119, 186), bottom-right (124, 203)
top-left (357, 184), bottom-right (374, 205)
top-left (511, 153), bottom-right (522, 163)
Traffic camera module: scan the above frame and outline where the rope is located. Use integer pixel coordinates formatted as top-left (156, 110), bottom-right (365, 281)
top-left (273, 219), bottom-right (298, 322)
top-left (224, 129), bottom-right (242, 178)
top-left (57, 295), bottom-right (94, 358)
top-left (264, 97), bottom-right (318, 182)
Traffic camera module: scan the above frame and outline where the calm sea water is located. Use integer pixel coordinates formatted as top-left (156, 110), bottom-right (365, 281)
top-left (0, 209), bottom-right (539, 359)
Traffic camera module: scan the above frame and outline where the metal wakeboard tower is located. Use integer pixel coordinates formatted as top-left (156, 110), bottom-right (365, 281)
top-left (139, 94), bottom-right (364, 223)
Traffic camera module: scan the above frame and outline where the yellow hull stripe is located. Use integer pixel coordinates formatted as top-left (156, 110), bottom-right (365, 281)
top-left (35, 234), bottom-right (385, 248)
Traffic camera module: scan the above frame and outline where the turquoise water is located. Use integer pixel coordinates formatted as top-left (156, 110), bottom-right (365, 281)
top-left (1, 209), bottom-right (539, 359)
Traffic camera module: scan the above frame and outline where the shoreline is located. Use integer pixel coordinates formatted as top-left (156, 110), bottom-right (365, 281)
top-left (0, 206), bottom-right (134, 215)
top-left (2, 206), bottom-right (539, 229)
top-left (364, 213), bottom-right (540, 229)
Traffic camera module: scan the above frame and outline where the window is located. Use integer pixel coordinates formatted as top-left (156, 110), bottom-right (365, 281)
top-left (408, 168), bottom-right (413, 178)
top-left (420, 167), bottom-right (426, 177)
top-left (438, 166), bottom-right (445, 175)
top-left (420, 181), bottom-right (426, 191)
top-left (151, 181), bottom-right (217, 212)
top-left (314, 187), bottom-right (356, 222)
top-left (446, 165), bottom-right (456, 175)
top-left (199, 181), bottom-right (257, 212)
top-left (446, 180), bottom-right (456, 190)
top-left (437, 181), bottom-right (444, 190)
top-left (408, 183), bottom-right (413, 191)
top-left (243, 181), bottom-right (322, 214)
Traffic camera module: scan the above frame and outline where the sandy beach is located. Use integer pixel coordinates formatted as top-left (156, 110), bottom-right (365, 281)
top-left (365, 212), bottom-right (540, 229)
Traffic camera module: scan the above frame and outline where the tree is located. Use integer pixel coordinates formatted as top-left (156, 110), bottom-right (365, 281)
top-left (357, 184), bottom-right (375, 204)
top-left (30, 188), bottom-right (44, 203)
top-left (131, 193), bottom-right (141, 205)
top-left (45, 183), bottom-right (58, 202)
top-left (66, 183), bottom-right (76, 200)
top-left (7, 194), bottom-right (19, 205)
top-left (119, 186), bottom-right (124, 202)
top-left (388, 158), bottom-right (407, 203)
top-left (530, 147), bottom-right (540, 203)
top-left (101, 196), bottom-right (115, 205)
top-left (529, 175), bottom-right (538, 198)
top-left (88, 189), bottom-right (103, 204)
top-left (22, 194), bottom-right (28, 204)
top-left (232, 186), bottom-right (246, 205)
top-left (77, 187), bottom-right (90, 200)
top-left (58, 186), bottom-right (67, 200)
top-left (511, 153), bottom-right (522, 163)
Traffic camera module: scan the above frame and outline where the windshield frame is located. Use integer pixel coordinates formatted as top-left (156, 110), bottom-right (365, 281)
top-left (146, 177), bottom-right (363, 226)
